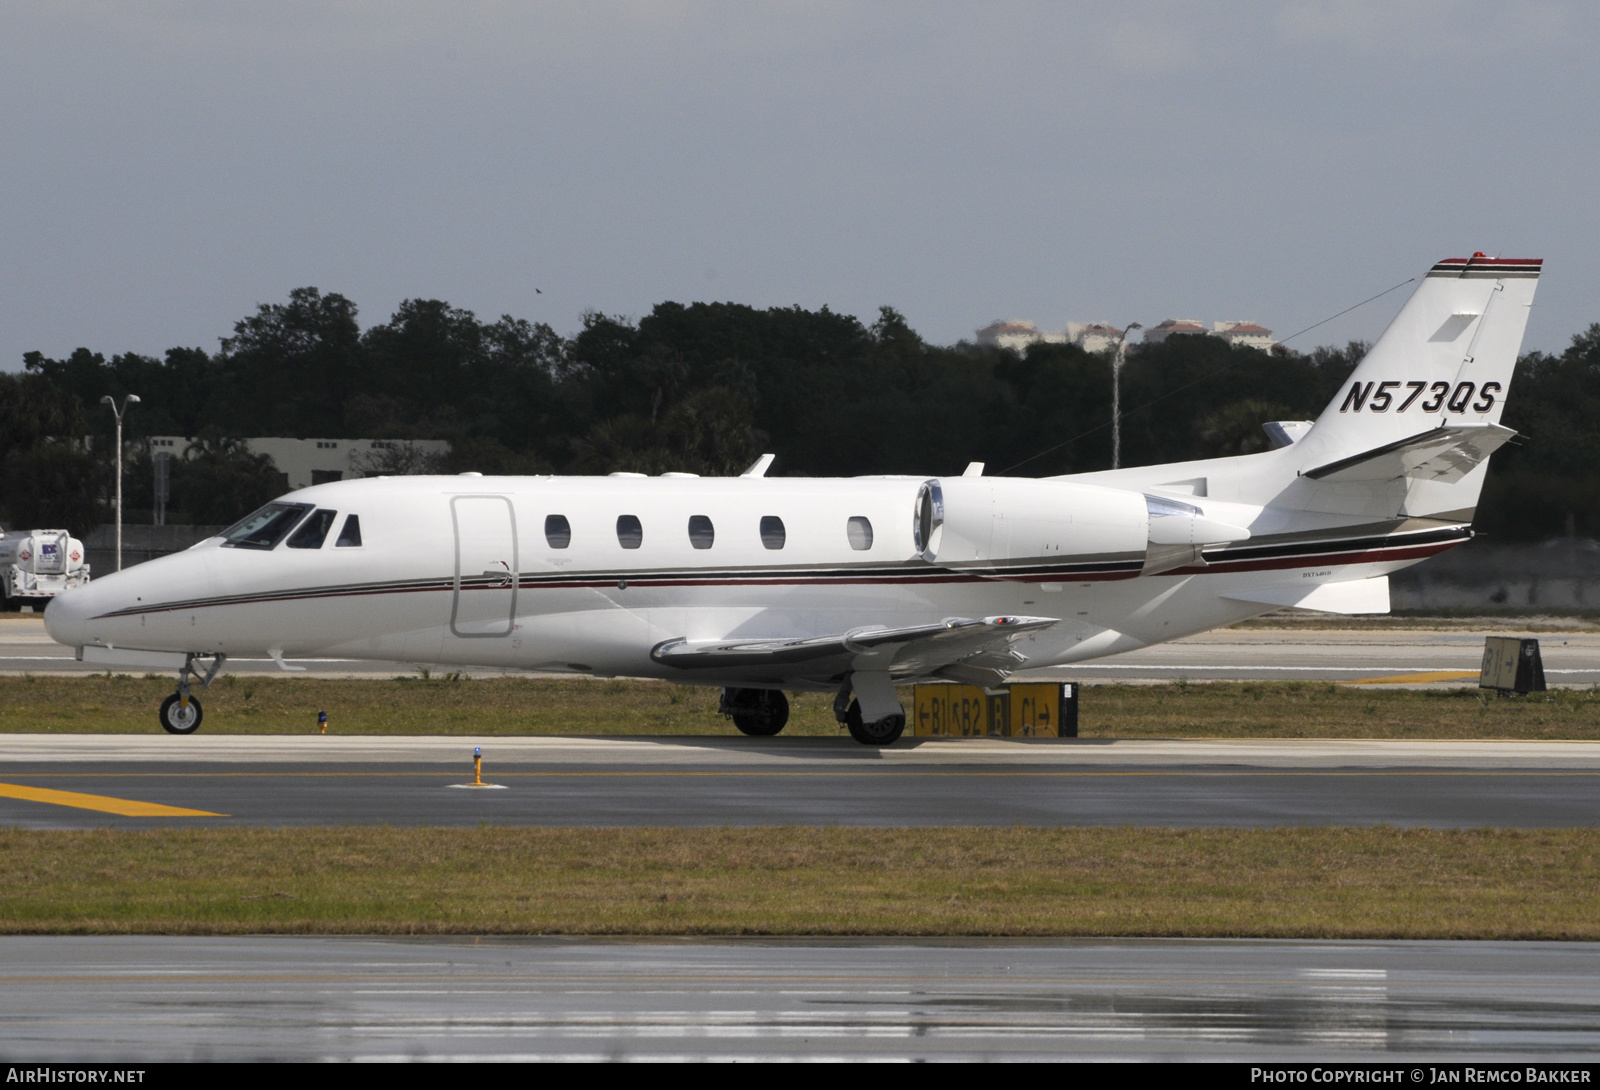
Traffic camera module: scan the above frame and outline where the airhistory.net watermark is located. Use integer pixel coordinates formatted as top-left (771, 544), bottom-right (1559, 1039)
top-left (6, 1070), bottom-right (146, 1084)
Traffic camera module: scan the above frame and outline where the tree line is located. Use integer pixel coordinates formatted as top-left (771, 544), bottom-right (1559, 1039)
top-left (2, 286), bottom-right (1597, 542)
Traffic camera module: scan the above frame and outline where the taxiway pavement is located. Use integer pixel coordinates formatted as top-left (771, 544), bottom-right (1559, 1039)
top-left (3, 936), bottom-right (1597, 1061)
top-left (2, 736), bottom-right (1596, 829)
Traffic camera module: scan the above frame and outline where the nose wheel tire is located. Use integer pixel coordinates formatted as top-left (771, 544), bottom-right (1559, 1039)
top-left (722, 688), bottom-right (789, 736)
top-left (844, 699), bottom-right (905, 746)
top-left (159, 693), bottom-right (203, 735)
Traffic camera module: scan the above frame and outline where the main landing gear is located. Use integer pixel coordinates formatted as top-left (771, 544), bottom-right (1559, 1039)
top-left (160, 653), bottom-right (226, 735)
top-left (720, 687), bottom-right (790, 736)
top-left (843, 700), bottom-right (905, 746)
top-left (834, 673), bottom-right (906, 746)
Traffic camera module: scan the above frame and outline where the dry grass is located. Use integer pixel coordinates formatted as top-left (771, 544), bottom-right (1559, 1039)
top-left (1084, 680), bottom-right (1600, 739)
top-left (0, 826), bottom-right (1593, 938)
top-left (2, 674), bottom-right (1599, 739)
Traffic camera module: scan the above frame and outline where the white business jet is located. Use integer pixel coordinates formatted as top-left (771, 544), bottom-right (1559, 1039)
top-left (46, 256), bottom-right (1540, 743)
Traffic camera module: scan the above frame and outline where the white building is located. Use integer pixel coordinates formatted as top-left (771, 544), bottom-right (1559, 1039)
top-left (1064, 322), bottom-right (1125, 354)
top-left (1141, 318), bottom-right (1210, 345)
top-left (1211, 321), bottom-right (1277, 351)
top-left (974, 319), bottom-right (1066, 353)
top-left (1143, 318), bottom-right (1277, 351)
top-left (147, 437), bottom-right (452, 490)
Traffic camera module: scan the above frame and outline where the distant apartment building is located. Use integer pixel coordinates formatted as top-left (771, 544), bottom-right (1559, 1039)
top-left (974, 319), bottom-right (1065, 353)
top-left (1141, 318), bottom-right (1210, 345)
top-left (1210, 321), bottom-right (1276, 351)
top-left (978, 316), bottom-right (1275, 354)
top-left (1064, 322), bottom-right (1125, 354)
top-left (147, 437), bottom-right (452, 490)
top-left (1144, 319), bottom-right (1277, 351)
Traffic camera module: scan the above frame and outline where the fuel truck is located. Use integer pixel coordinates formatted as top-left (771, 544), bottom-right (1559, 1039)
top-left (0, 529), bottom-right (91, 608)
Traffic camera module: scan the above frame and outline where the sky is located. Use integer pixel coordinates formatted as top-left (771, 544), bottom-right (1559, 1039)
top-left (2, 1), bottom-right (1597, 370)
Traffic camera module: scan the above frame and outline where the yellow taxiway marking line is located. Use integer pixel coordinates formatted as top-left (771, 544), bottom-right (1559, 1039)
top-left (0, 782), bottom-right (224, 817)
top-left (4, 770), bottom-right (1597, 780)
top-left (1341, 670), bottom-right (1481, 685)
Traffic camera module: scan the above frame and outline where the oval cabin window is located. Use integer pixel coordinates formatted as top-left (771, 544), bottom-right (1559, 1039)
top-left (760, 515), bottom-right (786, 550)
top-left (545, 514), bottom-right (572, 549)
top-left (688, 515), bottom-right (715, 550)
top-left (616, 514), bottom-right (643, 549)
top-left (847, 516), bottom-right (873, 551)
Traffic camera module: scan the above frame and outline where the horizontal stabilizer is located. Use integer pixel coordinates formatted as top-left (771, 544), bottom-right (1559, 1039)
top-left (651, 615), bottom-right (1058, 679)
top-left (1302, 424), bottom-right (1515, 484)
top-left (1221, 576), bottom-right (1390, 615)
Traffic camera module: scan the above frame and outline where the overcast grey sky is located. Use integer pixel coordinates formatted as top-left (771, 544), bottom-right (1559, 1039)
top-left (2, 1), bottom-right (1596, 370)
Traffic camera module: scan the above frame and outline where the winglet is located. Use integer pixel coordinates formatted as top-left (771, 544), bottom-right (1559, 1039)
top-left (741, 453), bottom-right (775, 478)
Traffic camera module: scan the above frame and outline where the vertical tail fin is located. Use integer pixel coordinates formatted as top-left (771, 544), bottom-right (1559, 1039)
top-left (1296, 256), bottom-right (1541, 473)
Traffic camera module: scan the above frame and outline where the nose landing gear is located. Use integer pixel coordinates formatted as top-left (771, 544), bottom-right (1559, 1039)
top-left (159, 692), bottom-right (203, 734)
top-left (160, 653), bottom-right (226, 735)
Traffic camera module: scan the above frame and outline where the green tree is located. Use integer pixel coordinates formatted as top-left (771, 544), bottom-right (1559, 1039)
top-left (168, 433), bottom-right (288, 525)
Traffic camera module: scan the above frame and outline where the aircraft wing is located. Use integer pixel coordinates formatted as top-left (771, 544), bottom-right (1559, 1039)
top-left (650, 615), bottom-right (1060, 684)
top-left (1302, 424), bottom-right (1515, 484)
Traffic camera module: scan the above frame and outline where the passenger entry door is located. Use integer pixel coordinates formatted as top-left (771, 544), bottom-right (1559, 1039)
top-left (451, 495), bottom-right (518, 638)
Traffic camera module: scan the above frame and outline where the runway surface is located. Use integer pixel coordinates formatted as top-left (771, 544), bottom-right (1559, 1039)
top-left (3, 936), bottom-right (1598, 1061)
top-left (3, 736), bottom-right (1597, 829)
top-left (5, 616), bottom-right (1599, 684)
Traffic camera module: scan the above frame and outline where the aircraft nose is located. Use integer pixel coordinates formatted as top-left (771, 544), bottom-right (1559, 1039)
top-left (43, 585), bottom-right (91, 648)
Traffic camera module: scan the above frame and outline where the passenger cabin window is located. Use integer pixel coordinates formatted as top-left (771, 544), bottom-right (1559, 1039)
top-left (687, 515), bottom-right (714, 550)
top-left (545, 514), bottom-right (572, 549)
top-left (616, 514), bottom-right (643, 549)
top-left (221, 502), bottom-right (313, 550)
top-left (335, 514), bottom-right (362, 547)
top-left (847, 516), bottom-right (874, 551)
top-left (760, 516), bottom-right (786, 550)
top-left (287, 509), bottom-right (337, 549)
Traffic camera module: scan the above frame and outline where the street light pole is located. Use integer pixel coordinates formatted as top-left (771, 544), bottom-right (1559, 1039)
top-left (1111, 323), bottom-right (1141, 470)
top-left (99, 394), bottom-right (141, 572)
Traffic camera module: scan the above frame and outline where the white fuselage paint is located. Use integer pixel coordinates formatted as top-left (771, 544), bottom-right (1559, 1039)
top-left (42, 471), bottom-right (1436, 690)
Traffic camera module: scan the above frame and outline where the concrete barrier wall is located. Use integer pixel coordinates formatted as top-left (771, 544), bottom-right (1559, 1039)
top-left (1390, 538), bottom-right (1600, 612)
top-left (83, 524), bottom-right (226, 576)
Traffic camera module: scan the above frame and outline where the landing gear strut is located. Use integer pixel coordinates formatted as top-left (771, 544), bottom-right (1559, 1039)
top-left (160, 653), bottom-right (226, 735)
top-left (834, 674), bottom-right (906, 746)
top-left (720, 687), bottom-right (789, 736)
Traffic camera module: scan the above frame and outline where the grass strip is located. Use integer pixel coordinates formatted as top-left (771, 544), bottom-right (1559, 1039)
top-left (3, 674), bottom-right (1599, 738)
top-left (0, 826), bottom-right (1595, 938)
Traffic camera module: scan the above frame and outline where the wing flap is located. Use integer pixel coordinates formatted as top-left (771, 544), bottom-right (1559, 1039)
top-left (650, 615), bottom-right (1059, 678)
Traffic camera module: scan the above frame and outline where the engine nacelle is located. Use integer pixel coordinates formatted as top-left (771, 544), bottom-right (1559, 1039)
top-left (919, 477), bottom-right (1150, 572)
top-left (917, 478), bottom-right (1253, 577)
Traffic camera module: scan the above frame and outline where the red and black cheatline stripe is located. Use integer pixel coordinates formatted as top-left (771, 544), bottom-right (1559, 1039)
top-left (1427, 257), bottom-right (1541, 279)
top-left (90, 525), bottom-right (1469, 620)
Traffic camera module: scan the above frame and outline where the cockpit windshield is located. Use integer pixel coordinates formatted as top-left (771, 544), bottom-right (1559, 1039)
top-left (220, 502), bottom-right (314, 550)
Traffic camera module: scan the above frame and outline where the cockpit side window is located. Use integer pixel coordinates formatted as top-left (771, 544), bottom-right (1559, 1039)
top-left (336, 514), bottom-right (362, 547)
top-left (287, 509), bottom-right (338, 549)
top-left (221, 502), bottom-right (314, 550)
